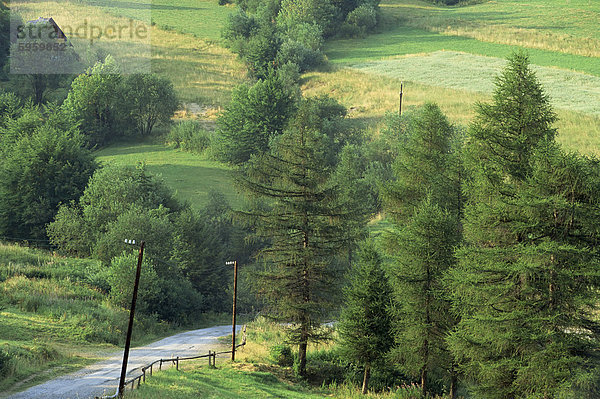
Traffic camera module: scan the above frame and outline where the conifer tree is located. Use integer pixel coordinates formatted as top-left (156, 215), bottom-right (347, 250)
top-left (446, 52), bottom-right (600, 398)
top-left (237, 117), bottom-right (364, 377)
top-left (338, 241), bottom-right (392, 394)
top-left (381, 103), bottom-right (462, 397)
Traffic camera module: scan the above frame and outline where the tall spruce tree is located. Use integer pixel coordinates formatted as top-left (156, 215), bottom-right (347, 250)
top-left (338, 241), bottom-right (393, 395)
top-left (446, 52), bottom-right (600, 398)
top-left (237, 117), bottom-right (364, 377)
top-left (381, 103), bottom-right (462, 397)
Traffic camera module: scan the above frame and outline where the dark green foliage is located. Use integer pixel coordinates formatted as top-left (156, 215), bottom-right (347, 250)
top-left (338, 241), bottom-right (393, 393)
top-left (47, 164), bottom-right (180, 256)
top-left (61, 57), bottom-right (124, 147)
top-left (223, 0), bottom-right (379, 77)
top-left (47, 166), bottom-right (245, 321)
top-left (381, 103), bottom-right (461, 396)
top-left (121, 74), bottom-right (179, 136)
top-left (238, 114), bottom-right (366, 376)
top-left (107, 253), bottom-right (161, 315)
top-left (0, 126), bottom-right (96, 240)
top-left (381, 103), bottom-right (461, 222)
top-left (0, 6), bottom-right (10, 79)
top-left (270, 344), bottom-right (294, 367)
top-left (446, 52), bottom-right (600, 398)
top-left (216, 73), bottom-right (297, 165)
top-left (62, 59), bottom-right (179, 147)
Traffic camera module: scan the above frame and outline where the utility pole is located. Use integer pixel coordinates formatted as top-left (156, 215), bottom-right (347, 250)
top-left (226, 260), bottom-right (238, 361)
top-left (118, 239), bottom-right (145, 398)
top-left (399, 82), bottom-right (404, 116)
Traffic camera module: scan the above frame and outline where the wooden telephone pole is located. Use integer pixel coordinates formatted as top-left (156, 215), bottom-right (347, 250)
top-left (226, 260), bottom-right (238, 361)
top-left (399, 82), bottom-right (404, 116)
top-left (119, 240), bottom-right (145, 398)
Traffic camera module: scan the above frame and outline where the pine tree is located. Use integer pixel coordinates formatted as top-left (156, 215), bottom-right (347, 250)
top-left (237, 118), bottom-right (364, 377)
top-left (338, 241), bottom-right (393, 395)
top-left (381, 103), bottom-right (462, 397)
top-left (446, 52), bottom-right (600, 398)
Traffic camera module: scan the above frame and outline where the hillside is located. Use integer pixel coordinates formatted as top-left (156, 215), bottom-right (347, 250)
top-left (0, 242), bottom-right (171, 395)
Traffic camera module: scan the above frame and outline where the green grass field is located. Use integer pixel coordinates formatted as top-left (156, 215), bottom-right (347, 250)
top-left (379, 0), bottom-right (600, 57)
top-left (326, 25), bottom-right (600, 77)
top-left (95, 140), bottom-right (241, 210)
top-left (77, 0), bottom-right (234, 42)
top-left (125, 362), bottom-right (327, 399)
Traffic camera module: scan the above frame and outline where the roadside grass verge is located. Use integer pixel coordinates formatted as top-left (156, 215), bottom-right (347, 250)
top-left (380, 0), bottom-right (600, 58)
top-left (94, 139), bottom-right (241, 210)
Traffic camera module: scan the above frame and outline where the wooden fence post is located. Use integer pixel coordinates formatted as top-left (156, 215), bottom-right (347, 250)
top-left (159, 359), bottom-right (162, 370)
top-left (176, 356), bottom-right (179, 371)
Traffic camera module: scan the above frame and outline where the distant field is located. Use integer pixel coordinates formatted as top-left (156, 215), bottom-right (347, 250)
top-left (79, 0), bottom-right (233, 41)
top-left (380, 0), bottom-right (600, 57)
top-left (352, 51), bottom-right (600, 116)
top-left (95, 141), bottom-right (241, 210)
top-left (325, 26), bottom-right (600, 77)
top-left (11, 0), bottom-right (245, 105)
top-left (302, 67), bottom-right (600, 156)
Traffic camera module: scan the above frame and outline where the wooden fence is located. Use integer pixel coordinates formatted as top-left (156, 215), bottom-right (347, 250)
top-left (97, 326), bottom-right (247, 399)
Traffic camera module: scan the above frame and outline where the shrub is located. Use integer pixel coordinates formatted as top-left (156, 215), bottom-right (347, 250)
top-left (276, 40), bottom-right (324, 72)
top-left (270, 344), bottom-right (294, 367)
top-left (0, 349), bottom-right (12, 377)
top-left (166, 120), bottom-right (212, 154)
top-left (343, 4), bottom-right (378, 37)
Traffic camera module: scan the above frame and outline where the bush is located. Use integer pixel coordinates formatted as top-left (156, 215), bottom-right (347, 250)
top-left (276, 40), bottom-right (324, 72)
top-left (342, 4), bottom-right (378, 37)
top-left (0, 349), bottom-right (13, 377)
top-left (107, 253), bottom-right (161, 315)
top-left (270, 344), bottom-right (294, 367)
top-left (0, 126), bottom-right (97, 240)
top-left (166, 120), bottom-right (212, 154)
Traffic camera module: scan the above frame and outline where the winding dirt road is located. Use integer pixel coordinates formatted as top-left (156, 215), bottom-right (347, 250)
top-left (5, 325), bottom-right (239, 399)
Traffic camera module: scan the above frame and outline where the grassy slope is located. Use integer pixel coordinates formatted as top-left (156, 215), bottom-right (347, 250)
top-left (0, 243), bottom-right (136, 395)
top-left (95, 140), bottom-right (242, 210)
top-left (10, 0), bottom-right (245, 105)
top-left (314, 0), bottom-right (600, 155)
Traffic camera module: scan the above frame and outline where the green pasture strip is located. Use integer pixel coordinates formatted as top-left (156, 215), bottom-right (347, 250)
top-left (380, 0), bottom-right (600, 57)
top-left (325, 26), bottom-right (600, 77)
top-left (95, 142), bottom-right (241, 210)
top-left (351, 51), bottom-right (600, 116)
top-left (78, 0), bottom-right (233, 41)
top-left (125, 362), bottom-right (325, 399)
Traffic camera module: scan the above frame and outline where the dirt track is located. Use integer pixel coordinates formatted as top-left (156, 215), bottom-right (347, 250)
top-left (5, 325), bottom-right (239, 399)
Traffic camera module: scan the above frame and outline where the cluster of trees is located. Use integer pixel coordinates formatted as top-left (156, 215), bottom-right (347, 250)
top-left (337, 53), bottom-right (600, 398)
top-left (46, 165), bottom-right (253, 322)
top-left (0, 56), bottom-right (180, 240)
top-left (222, 0), bottom-right (380, 78)
top-left (62, 56), bottom-right (179, 147)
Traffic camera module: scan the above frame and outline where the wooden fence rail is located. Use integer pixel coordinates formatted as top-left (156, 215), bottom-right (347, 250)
top-left (96, 326), bottom-right (247, 399)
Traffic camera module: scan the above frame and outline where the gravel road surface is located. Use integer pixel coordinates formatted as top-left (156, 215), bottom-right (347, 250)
top-left (5, 325), bottom-right (239, 399)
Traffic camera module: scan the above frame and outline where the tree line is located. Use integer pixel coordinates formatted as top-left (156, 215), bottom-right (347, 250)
top-left (217, 50), bottom-right (600, 398)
